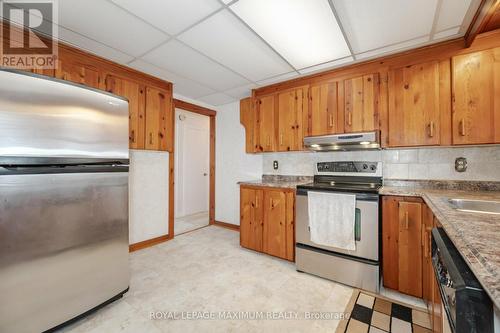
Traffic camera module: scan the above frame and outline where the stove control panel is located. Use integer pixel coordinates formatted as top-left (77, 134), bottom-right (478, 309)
top-left (317, 161), bottom-right (378, 173)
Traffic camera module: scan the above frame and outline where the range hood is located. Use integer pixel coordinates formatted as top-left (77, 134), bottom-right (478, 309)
top-left (304, 131), bottom-right (380, 152)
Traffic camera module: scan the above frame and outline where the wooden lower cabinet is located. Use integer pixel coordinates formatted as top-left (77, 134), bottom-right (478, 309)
top-left (240, 186), bottom-right (294, 261)
top-left (240, 187), bottom-right (263, 252)
top-left (422, 205), bottom-right (434, 302)
top-left (382, 196), bottom-right (423, 298)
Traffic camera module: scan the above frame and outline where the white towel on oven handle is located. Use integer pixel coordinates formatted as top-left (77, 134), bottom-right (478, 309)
top-left (308, 191), bottom-right (356, 251)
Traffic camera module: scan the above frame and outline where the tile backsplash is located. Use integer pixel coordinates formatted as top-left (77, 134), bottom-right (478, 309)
top-left (262, 146), bottom-right (500, 181)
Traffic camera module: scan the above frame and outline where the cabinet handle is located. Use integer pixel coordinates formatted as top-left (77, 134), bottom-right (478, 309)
top-left (130, 130), bottom-right (135, 143)
top-left (149, 133), bottom-right (153, 145)
top-left (267, 135), bottom-right (271, 147)
top-left (279, 133), bottom-right (283, 145)
top-left (255, 196), bottom-right (259, 209)
top-left (424, 231), bottom-right (429, 258)
top-left (404, 211), bottom-right (409, 230)
top-left (329, 114), bottom-right (334, 127)
top-left (459, 119), bottom-right (466, 136)
top-left (428, 121), bottom-right (435, 138)
top-left (347, 112), bottom-right (352, 126)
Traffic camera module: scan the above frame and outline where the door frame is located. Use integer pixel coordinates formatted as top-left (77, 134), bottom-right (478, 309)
top-left (170, 99), bottom-right (216, 238)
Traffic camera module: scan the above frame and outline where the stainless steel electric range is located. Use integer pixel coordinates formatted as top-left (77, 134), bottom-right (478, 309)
top-left (295, 161), bottom-right (382, 292)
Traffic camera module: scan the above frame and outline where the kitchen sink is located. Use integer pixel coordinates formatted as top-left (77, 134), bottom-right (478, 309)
top-left (447, 198), bottom-right (500, 215)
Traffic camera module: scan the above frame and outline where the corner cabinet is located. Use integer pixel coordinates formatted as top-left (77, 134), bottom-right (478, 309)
top-left (240, 185), bottom-right (295, 261)
top-left (452, 47), bottom-right (500, 145)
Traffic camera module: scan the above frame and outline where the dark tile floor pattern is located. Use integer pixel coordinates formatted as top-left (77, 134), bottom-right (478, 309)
top-left (340, 291), bottom-right (432, 333)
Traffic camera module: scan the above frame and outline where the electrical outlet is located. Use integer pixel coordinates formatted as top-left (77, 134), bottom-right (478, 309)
top-left (455, 157), bottom-right (467, 172)
top-left (273, 160), bottom-right (279, 170)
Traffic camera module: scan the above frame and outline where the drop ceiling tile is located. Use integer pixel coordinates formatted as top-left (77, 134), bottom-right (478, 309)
top-left (57, 26), bottom-right (134, 64)
top-left (433, 27), bottom-right (461, 40)
top-left (231, 0), bottom-right (350, 69)
top-left (110, 0), bottom-right (221, 35)
top-left (142, 39), bottom-right (250, 91)
top-left (178, 10), bottom-right (293, 82)
top-left (224, 83), bottom-right (257, 99)
top-left (435, 0), bottom-right (475, 32)
top-left (298, 57), bottom-right (354, 75)
top-left (355, 36), bottom-right (431, 61)
top-left (58, 0), bottom-right (168, 57)
top-left (334, 0), bottom-right (437, 53)
top-left (197, 93), bottom-right (235, 106)
top-left (256, 71), bottom-right (299, 86)
top-left (129, 59), bottom-right (216, 98)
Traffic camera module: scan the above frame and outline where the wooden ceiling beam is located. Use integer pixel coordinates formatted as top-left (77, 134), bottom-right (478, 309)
top-left (465, 0), bottom-right (500, 47)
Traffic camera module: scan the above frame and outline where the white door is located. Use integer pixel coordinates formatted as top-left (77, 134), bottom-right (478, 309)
top-left (175, 109), bottom-right (210, 218)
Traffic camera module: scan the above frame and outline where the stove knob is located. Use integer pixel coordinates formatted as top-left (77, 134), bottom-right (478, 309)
top-left (370, 165), bottom-right (376, 171)
top-left (363, 164), bottom-right (368, 169)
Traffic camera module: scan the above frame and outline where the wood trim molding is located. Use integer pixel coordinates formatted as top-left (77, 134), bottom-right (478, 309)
top-left (253, 29), bottom-right (500, 97)
top-left (465, 0), bottom-right (500, 46)
top-left (213, 221), bottom-right (240, 231)
top-left (129, 235), bottom-right (169, 252)
top-left (209, 116), bottom-right (216, 225)
top-left (173, 98), bottom-right (217, 117)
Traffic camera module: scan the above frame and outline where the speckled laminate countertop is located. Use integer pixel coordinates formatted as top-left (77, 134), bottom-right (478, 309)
top-left (238, 175), bottom-right (312, 189)
top-left (238, 177), bottom-right (500, 308)
top-left (380, 186), bottom-right (500, 308)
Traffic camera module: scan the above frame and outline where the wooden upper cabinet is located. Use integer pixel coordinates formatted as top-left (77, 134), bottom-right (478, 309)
top-left (105, 75), bottom-right (146, 150)
top-left (308, 82), bottom-right (339, 136)
top-left (145, 86), bottom-right (172, 152)
top-left (55, 58), bottom-right (101, 89)
top-left (256, 94), bottom-right (276, 152)
top-left (343, 74), bottom-right (379, 133)
top-left (240, 187), bottom-right (264, 252)
top-left (240, 97), bottom-right (256, 153)
top-left (388, 61), bottom-right (448, 147)
top-left (277, 87), bottom-right (307, 151)
top-left (452, 48), bottom-right (500, 145)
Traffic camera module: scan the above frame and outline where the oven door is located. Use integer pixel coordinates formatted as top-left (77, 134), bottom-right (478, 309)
top-left (296, 188), bottom-right (379, 261)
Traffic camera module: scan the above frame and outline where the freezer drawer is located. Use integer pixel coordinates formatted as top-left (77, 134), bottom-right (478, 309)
top-left (0, 172), bottom-right (129, 333)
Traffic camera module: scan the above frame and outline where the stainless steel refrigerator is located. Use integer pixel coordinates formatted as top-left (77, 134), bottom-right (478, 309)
top-left (0, 69), bottom-right (130, 333)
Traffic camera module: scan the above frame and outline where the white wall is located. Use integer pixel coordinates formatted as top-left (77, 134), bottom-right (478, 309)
top-left (129, 150), bottom-right (169, 244)
top-left (262, 146), bottom-right (500, 181)
top-left (215, 101), bottom-right (262, 225)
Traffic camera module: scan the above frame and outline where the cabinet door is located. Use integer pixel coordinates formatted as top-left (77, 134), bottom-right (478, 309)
top-left (56, 59), bottom-right (101, 89)
top-left (422, 205), bottom-right (434, 303)
top-left (240, 97), bottom-right (256, 153)
top-left (309, 82), bottom-right (339, 136)
top-left (256, 95), bottom-right (276, 152)
top-left (145, 86), bottom-right (172, 151)
top-left (105, 75), bottom-right (146, 149)
top-left (398, 201), bottom-right (423, 297)
top-left (452, 48), bottom-right (500, 144)
top-left (277, 88), bottom-right (306, 151)
top-left (285, 191), bottom-right (295, 261)
top-left (344, 74), bottom-right (379, 133)
top-left (263, 190), bottom-right (287, 259)
top-left (388, 61), bottom-right (442, 147)
top-left (382, 196), bottom-right (400, 290)
top-left (240, 187), bottom-right (263, 252)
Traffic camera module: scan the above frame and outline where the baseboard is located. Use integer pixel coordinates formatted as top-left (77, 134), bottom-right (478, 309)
top-left (129, 234), bottom-right (170, 252)
top-left (213, 220), bottom-right (240, 231)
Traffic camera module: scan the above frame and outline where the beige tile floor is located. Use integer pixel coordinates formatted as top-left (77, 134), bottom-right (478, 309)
top-left (58, 226), bottom-right (354, 333)
top-left (174, 211), bottom-right (209, 235)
